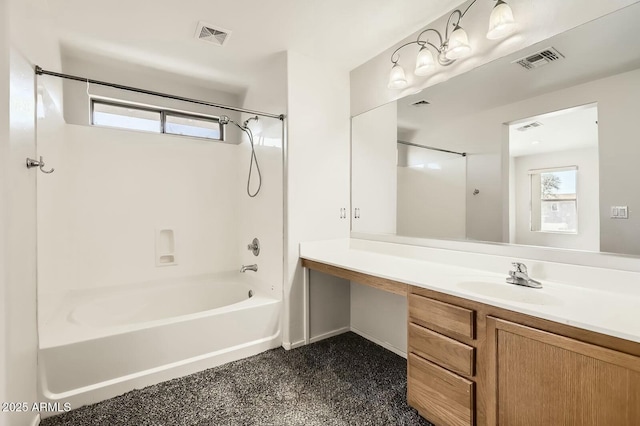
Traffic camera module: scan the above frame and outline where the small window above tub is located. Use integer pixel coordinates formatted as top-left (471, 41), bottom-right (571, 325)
top-left (90, 99), bottom-right (224, 141)
top-left (165, 112), bottom-right (223, 140)
top-left (92, 101), bottom-right (161, 133)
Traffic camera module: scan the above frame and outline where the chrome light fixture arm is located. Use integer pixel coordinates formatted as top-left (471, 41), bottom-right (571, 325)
top-left (389, 0), bottom-right (479, 71)
top-left (416, 28), bottom-right (455, 66)
top-left (390, 41), bottom-right (423, 65)
top-left (416, 28), bottom-right (444, 49)
top-left (445, 0), bottom-right (478, 38)
top-left (391, 30), bottom-right (450, 68)
top-left (387, 0), bottom-right (516, 89)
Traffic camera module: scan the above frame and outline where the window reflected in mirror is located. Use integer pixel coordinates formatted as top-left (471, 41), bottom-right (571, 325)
top-left (350, 3), bottom-right (640, 257)
top-left (508, 104), bottom-right (598, 251)
top-left (530, 168), bottom-right (578, 234)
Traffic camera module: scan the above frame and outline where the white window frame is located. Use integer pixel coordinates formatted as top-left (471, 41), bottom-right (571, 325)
top-left (528, 165), bottom-right (579, 234)
top-left (90, 99), bottom-right (225, 142)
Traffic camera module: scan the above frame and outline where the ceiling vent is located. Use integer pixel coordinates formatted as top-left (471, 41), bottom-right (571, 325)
top-left (195, 22), bottom-right (231, 46)
top-left (516, 121), bottom-right (543, 132)
top-left (411, 100), bottom-right (431, 107)
top-left (513, 47), bottom-right (564, 70)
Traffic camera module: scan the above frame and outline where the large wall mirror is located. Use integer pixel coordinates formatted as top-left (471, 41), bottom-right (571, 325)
top-left (351, 3), bottom-right (640, 257)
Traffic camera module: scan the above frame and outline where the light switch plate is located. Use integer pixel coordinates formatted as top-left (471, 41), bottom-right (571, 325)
top-left (610, 206), bottom-right (629, 219)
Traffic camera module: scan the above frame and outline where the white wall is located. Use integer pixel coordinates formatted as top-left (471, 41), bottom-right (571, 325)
top-left (0, 0), bottom-right (9, 419)
top-left (309, 271), bottom-right (350, 342)
top-left (513, 148), bottom-right (600, 251)
top-left (4, 46), bottom-right (36, 426)
top-left (350, 283), bottom-right (407, 357)
top-left (239, 52), bottom-right (287, 303)
top-left (466, 153), bottom-right (504, 242)
top-left (397, 148), bottom-right (466, 240)
top-left (350, 0), bottom-right (639, 116)
top-left (285, 51), bottom-right (351, 348)
top-left (38, 124), bottom-right (242, 293)
top-left (61, 52), bottom-right (242, 127)
top-left (597, 70), bottom-right (640, 255)
top-left (3, 0), bottom-right (61, 424)
top-left (351, 101), bottom-right (397, 234)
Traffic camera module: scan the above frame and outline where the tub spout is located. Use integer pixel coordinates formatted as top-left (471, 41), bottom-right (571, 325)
top-left (240, 264), bottom-right (258, 273)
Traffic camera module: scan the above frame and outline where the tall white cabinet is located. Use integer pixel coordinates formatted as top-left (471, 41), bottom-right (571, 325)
top-left (351, 101), bottom-right (398, 234)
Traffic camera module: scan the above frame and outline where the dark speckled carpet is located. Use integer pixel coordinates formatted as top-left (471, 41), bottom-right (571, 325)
top-left (41, 332), bottom-right (432, 426)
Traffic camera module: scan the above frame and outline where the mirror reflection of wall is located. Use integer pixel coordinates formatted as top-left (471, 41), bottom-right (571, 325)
top-left (397, 142), bottom-right (467, 240)
top-left (351, 2), bottom-right (640, 257)
top-left (508, 105), bottom-right (599, 251)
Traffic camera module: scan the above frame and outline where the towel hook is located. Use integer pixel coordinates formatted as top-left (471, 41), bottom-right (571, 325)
top-left (26, 156), bottom-right (55, 174)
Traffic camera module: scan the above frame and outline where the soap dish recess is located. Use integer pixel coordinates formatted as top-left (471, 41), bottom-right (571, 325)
top-left (156, 229), bottom-right (177, 266)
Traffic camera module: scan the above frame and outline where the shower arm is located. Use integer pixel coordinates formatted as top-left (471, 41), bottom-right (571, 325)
top-left (220, 115), bottom-right (259, 131)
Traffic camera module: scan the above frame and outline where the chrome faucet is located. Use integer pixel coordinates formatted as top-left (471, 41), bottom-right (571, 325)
top-left (506, 262), bottom-right (542, 288)
top-left (240, 264), bottom-right (258, 273)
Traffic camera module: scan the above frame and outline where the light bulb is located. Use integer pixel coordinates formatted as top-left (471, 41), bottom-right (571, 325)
top-left (445, 25), bottom-right (471, 60)
top-left (388, 64), bottom-right (408, 89)
top-left (487, 0), bottom-right (517, 40)
top-left (415, 46), bottom-right (435, 76)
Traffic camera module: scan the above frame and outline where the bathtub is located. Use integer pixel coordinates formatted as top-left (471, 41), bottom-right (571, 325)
top-left (37, 272), bottom-right (281, 416)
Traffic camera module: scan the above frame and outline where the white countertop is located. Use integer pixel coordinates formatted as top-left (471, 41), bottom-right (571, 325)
top-left (300, 239), bottom-right (640, 344)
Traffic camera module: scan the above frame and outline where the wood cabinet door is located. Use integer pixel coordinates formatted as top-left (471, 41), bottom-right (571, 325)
top-left (486, 317), bottom-right (640, 426)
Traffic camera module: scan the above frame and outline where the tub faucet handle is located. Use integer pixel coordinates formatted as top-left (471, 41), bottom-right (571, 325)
top-left (247, 238), bottom-right (260, 256)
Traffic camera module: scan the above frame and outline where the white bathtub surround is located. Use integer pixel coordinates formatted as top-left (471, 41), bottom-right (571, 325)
top-left (31, 54), bottom-right (287, 414)
top-left (37, 54), bottom-right (285, 302)
top-left (300, 239), bottom-right (640, 344)
top-left (38, 272), bottom-right (280, 417)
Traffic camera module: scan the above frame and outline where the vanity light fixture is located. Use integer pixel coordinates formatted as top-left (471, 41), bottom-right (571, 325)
top-left (487, 0), bottom-right (517, 40)
top-left (388, 63), bottom-right (409, 89)
top-left (388, 0), bottom-right (518, 89)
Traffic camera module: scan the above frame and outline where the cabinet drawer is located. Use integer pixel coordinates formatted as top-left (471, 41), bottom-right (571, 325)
top-left (409, 294), bottom-right (475, 339)
top-left (409, 322), bottom-right (475, 377)
top-left (408, 353), bottom-right (474, 426)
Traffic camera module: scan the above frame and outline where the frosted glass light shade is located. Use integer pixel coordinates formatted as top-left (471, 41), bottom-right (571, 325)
top-left (487, 1), bottom-right (517, 40)
top-left (388, 64), bottom-right (408, 89)
top-left (415, 47), bottom-right (435, 76)
top-left (445, 25), bottom-right (471, 60)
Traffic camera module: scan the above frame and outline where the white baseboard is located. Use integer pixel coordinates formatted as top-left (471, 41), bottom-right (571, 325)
top-left (30, 413), bottom-right (41, 426)
top-left (350, 327), bottom-right (407, 359)
top-left (284, 327), bottom-right (406, 360)
top-left (309, 326), bottom-right (350, 344)
top-left (282, 339), bottom-right (306, 350)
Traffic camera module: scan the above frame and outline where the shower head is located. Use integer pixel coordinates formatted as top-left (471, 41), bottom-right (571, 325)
top-left (219, 114), bottom-right (254, 130)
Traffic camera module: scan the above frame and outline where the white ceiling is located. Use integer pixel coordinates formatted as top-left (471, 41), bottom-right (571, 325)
top-left (508, 105), bottom-right (598, 157)
top-left (48, 0), bottom-right (466, 94)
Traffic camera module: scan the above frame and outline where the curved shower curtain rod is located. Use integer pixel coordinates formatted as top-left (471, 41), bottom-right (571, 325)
top-left (35, 65), bottom-right (286, 121)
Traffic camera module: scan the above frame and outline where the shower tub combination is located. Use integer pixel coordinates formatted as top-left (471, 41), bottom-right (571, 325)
top-left (38, 272), bottom-right (281, 416)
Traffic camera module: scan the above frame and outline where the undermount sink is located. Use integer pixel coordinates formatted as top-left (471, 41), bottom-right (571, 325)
top-left (456, 280), bottom-right (561, 306)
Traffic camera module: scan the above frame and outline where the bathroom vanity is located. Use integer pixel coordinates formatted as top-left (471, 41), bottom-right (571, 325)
top-left (301, 240), bottom-right (640, 426)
